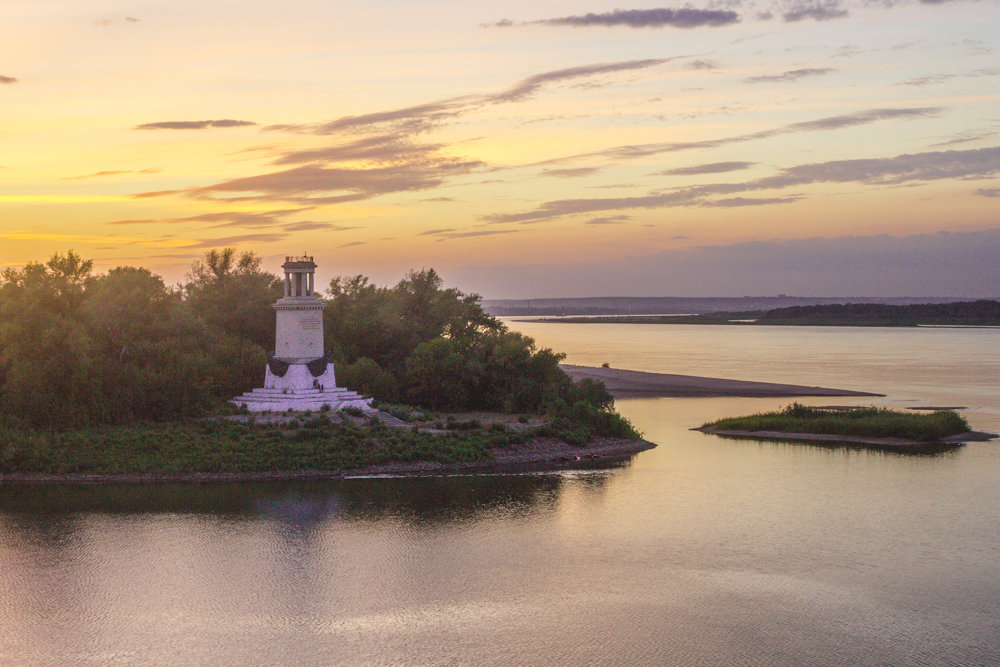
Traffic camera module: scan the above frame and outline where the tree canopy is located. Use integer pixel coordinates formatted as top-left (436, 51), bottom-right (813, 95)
top-left (0, 249), bottom-right (613, 429)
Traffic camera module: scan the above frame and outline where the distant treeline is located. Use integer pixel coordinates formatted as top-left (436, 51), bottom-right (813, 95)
top-left (757, 300), bottom-right (1000, 326)
top-left (532, 300), bottom-right (1000, 327)
top-left (484, 295), bottom-right (973, 317)
top-left (0, 250), bottom-right (622, 431)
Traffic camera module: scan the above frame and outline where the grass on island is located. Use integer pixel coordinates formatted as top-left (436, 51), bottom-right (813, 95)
top-left (0, 402), bottom-right (641, 476)
top-left (704, 403), bottom-right (970, 442)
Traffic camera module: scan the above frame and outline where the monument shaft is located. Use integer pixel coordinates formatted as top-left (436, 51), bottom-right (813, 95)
top-left (273, 256), bottom-right (325, 362)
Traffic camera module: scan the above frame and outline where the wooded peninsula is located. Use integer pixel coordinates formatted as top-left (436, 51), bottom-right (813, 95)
top-left (0, 249), bottom-right (643, 478)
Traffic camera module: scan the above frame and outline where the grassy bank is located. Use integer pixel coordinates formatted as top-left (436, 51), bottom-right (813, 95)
top-left (704, 404), bottom-right (970, 442)
top-left (0, 406), bottom-right (641, 476)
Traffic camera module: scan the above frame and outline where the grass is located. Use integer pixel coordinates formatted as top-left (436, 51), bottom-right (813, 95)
top-left (0, 401), bottom-right (642, 475)
top-left (704, 403), bottom-right (970, 442)
top-left (0, 416), bottom-right (541, 475)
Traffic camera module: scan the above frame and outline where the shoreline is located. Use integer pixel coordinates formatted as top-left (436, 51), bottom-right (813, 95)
top-left (0, 436), bottom-right (656, 485)
top-left (693, 426), bottom-right (997, 448)
top-left (561, 364), bottom-right (880, 399)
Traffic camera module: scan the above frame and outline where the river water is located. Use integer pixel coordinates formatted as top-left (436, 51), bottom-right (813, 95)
top-left (2, 324), bottom-right (998, 665)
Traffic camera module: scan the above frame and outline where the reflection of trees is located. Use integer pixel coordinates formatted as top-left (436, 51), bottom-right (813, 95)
top-left (0, 474), bottom-right (583, 527)
top-left (724, 436), bottom-right (967, 457)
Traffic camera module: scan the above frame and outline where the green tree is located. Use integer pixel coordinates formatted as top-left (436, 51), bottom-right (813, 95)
top-left (184, 248), bottom-right (282, 351)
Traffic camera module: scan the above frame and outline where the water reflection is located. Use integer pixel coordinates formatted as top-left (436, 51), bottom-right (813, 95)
top-left (705, 434), bottom-right (967, 457)
top-left (0, 473), bottom-right (610, 525)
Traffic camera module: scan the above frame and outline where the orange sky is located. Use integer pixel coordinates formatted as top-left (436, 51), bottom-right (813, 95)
top-left (2, 0), bottom-right (998, 296)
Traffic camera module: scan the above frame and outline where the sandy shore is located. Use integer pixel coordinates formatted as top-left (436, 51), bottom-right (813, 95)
top-left (561, 364), bottom-right (881, 399)
top-left (0, 436), bottom-right (656, 485)
top-left (693, 426), bottom-right (996, 448)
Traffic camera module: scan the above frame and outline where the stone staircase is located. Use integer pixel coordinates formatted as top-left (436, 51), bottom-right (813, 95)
top-left (232, 386), bottom-right (374, 413)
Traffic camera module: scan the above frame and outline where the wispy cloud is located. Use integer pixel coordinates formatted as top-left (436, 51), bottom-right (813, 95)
top-left (268, 58), bottom-right (670, 136)
top-left (107, 208), bottom-right (308, 227)
top-left (188, 233), bottom-right (286, 248)
top-left (488, 145), bottom-right (1000, 223)
top-left (659, 161), bottom-right (756, 175)
top-left (62, 168), bottom-right (160, 181)
top-left (702, 196), bottom-right (800, 207)
top-left (434, 230), bottom-right (518, 241)
top-left (782, 0), bottom-right (848, 22)
top-left (930, 126), bottom-right (999, 147)
top-left (135, 119), bottom-right (257, 130)
top-left (586, 215), bottom-right (632, 225)
top-left (190, 159), bottom-right (485, 204)
top-left (0, 75), bottom-right (17, 84)
top-left (106, 208), bottom-right (358, 235)
top-left (687, 59), bottom-right (720, 70)
top-left (539, 107), bottom-right (942, 165)
top-left (95, 17), bottom-right (140, 26)
top-left (752, 146), bottom-right (1000, 187)
top-left (542, 167), bottom-right (601, 178)
top-left (745, 67), bottom-right (834, 83)
top-left (898, 74), bottom-right (954, 87)
top-left (272, 135), bottom-right (442, 165)
top-left (489, 8), bottom-right (740, 29)
top-left (974, 187), bottom-right (1000, 197)
top-left (489, 59), bottom-right (669, 103)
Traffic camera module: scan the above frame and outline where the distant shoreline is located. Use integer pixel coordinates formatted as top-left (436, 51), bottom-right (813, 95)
top-left (518, 299), bottom-right (1000, 327)
top-left (0, 436), bottom-right (655, 485)
top-left (561, 364), bottom-right (880, 399)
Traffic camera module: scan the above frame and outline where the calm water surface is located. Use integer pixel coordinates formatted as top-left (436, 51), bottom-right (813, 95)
top-left (2, 324), bottom-right (998, 665)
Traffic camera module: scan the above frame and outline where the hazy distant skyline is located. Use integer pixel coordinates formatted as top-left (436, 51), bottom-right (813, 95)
top-left (2, 0), bottom-right (998, 297)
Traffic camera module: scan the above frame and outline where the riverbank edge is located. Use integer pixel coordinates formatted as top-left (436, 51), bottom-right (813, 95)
top-left (0, 436), bottom-right (656, 485)
top-left (693, 425), bottom-right (998, 448)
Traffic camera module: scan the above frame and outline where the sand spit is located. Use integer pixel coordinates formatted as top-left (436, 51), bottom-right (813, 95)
top-left (561, 364), bottom-right (881, 399)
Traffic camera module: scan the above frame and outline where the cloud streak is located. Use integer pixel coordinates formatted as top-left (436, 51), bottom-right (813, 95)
top-left (135, 119), bottom-right (257, 130)
top-left (268, 58), bottom-right (670, 136)
top-left (191, 159), bottom-right (485, 203)
top-left (539, 107), bottom-right (942, 165)
top-left (0, 75), bottom-right (17, 84)
top-left (745, 67), bottom-right (834, 83)
top-left (659, 161), bottom-right (756, 175)
top-left (62, 168), bottom-right (160, 181)
top-left (782, 0), bottom-right (848, 22)
top-left (489, 145), bottom-right (1000, 223)
top-left (491, 8), bottom-right (740, 29)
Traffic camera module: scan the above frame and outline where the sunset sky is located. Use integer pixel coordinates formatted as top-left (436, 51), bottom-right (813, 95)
top-left (2, 0), bottom-right (998, 297)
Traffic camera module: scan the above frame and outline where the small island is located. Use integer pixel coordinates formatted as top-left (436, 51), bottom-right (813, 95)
top-left (695, 403), bottom-right (997, 449)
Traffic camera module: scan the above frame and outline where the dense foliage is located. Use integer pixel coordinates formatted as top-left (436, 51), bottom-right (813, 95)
top-left (0, 250), bottom-right (635, 441)
top-left (706, 403), bottom-right (970, 442)
top-left (0, 251), bottom-right (264, 427)
top-left (325, 269), bottom-right (598, 414)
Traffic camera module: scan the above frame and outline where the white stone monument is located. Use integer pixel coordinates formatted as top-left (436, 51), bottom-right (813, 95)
top-left (232, 255), bottom-right (374, 413)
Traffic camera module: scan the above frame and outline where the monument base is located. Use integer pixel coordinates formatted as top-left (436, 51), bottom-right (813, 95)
top-left (231, 359), bottom-right (374, 413)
